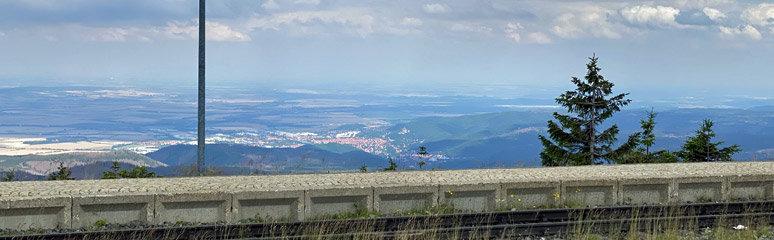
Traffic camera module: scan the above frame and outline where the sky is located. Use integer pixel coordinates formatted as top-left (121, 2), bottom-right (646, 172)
top-left (0, 0), bottom-right (772, 100)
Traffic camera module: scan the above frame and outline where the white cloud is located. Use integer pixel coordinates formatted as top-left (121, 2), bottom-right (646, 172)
top-left (451, 23), bottom-right (492, 34)
top-left (719, 25), bottom-right (762, 40)
top-left (161, 20), bottom-right (251, 42)
top-left (526, 32), bottom-right (552, 44)
top-left (160, 21), bottom-right (197, 40)
top-left (400, 17), bottom-right (423, 26)
top-left (504, 23), bottom-right (551, 44)
top-left (54, 25), bottom-right (147, 42)
top-left (504, 22), bottom-right (523, 41)
top-left (620, 5), bottom-right (682, 28)
top-left (247, 9), bottom-right (375, 38)
top-left (423, 4), bottom-right (450, 14)
top-left (741, 3), bottom-right (774, 32)
top-left (552, 8), bottom-right (623, 39)
top-left (702, 7), bottom-right (726, 21)
top-left (262, 0), bottom-right (280, 10)
top-left (206, 22), bottom-right (251, 41)
top-left (91, 27), bottom-right (132, 42)
top-left (0, 32), bottom-right (5, 37)
top-left (294, 0), bottom-right (320, 5)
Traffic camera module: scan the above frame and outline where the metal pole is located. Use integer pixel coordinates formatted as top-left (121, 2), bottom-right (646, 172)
top-left (197, 0), bottom-right (206, 175)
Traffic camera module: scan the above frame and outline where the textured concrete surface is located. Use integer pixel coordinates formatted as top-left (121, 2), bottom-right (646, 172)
top-left (2, 161), bottom-right (774, 230)
top-left (232, 190), bottom-right (304, 222)
top-left (374, 185), bottom-right (438, 215)
top-left (675, 177), bottom-right (727, 203)
top-left (0, 195), bottom-right (71, 230)
top-left (2, 162), bottom-right (774, 198)
top-left (618, 178), bottom-right (672, 205)
top-left (562, 179), bottom-right (618, 206)
top-left (501, 181), bottom-right (560, 209)
top-left (72, 194), bottom-right (154, 228)
top-left (728, 174), bottom-right (774, 201)
top-left (305, 186), bottom-right (372, 219)
top-left (154, 192), bottom-right (231, 224)
top-left (439, 183), bottom-right (500, 212)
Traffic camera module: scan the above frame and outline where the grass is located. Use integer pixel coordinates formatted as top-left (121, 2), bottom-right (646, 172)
top-left (308, 203), bottom-right (381, 221)
top-left (564, 203), bottom-right (774, 240)
top-left (391, 202), bottom-right (463, 216)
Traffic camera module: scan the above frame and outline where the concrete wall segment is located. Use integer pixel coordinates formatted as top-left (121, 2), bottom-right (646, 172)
top-left (232, 189), bottom-right (305, 222)
top-left (501, 180), bottom-right (561, 210)
top-left (617, 177), bottom-right (674, 205)
top-left (305, 186), bottom-right (373, 219)
top-left (0, 195), bottom-right (71, 230)
top-left (439, 183), bottom-right (500, 212)
top-left (561, 179), bottom-right (618, 206)
top-left (373, 185), bottom-right (439, 215)
top-left (727, 174), bottom-right (774, 201)
top-left (154, 191), bottom-right (232, 225)
top-left (674, 176), bottom-right (728, 203)
top-left (71, 193), bottom-right (154, 228)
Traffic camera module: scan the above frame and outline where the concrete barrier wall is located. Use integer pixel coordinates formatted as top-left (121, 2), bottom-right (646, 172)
top-left (3, 171), bottom-right (774, 230)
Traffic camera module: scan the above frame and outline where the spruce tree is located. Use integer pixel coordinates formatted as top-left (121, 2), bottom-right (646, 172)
top-left (539, 55), bottom-right (639, 166)
top-left (101, 161), bottom-right (122, 179)
top-left (1, 169), bottom-right (15, 182)
top-left (678, 119), bottom-right (740, 162)
top-left (639, 108), bottom-right (657, 156)
top-left (418, 146), bottom-right (428, 169)
top-left (47, 161), bottom-right (74, 181)
top-left (614, 109), bottom-right (678, 164)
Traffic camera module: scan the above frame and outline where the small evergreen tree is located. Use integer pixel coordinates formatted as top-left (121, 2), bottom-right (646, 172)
top-left (124, 166), bottom-right (156, 178)
top-left (47, 161), bottom-right (74, 181)
top-left (102, 161), bottom-right (156, 179)
top-left (384, 157), bottom-right (397, 171)
top-left (678, 119), bottom-right (741, 162)
top-left (615, 108), bottom-right (678, 164)
top-left (1, 169), bottom-right (15, 182)
top-left (418, 146), bottom-right (428, 169)
top-left (539, 55), bottom-right (639, 166)
top-left (639, 108), bottom-right (657, 156)
top-left (101, 161), bottom-right (122, 179)
top-left (359, 165), bottom-right (367, 173)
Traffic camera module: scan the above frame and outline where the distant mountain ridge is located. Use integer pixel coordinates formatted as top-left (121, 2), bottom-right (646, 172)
top-left (384, 108), bottom-right (774, 167)
top-left (0, 150), bottom-right (164, 176)
top-left (146, 144), bottom-right (386, 173)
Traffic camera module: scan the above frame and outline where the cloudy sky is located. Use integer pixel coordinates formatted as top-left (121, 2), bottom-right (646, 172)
top-left (0, 0), bottom-right (772, 98)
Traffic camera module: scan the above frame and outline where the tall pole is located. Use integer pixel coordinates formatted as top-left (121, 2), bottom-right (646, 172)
top-left (197, 0), bottom-right (206, 175)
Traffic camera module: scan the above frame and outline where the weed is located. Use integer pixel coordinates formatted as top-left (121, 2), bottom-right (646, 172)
top-left (696, 196), bottom-right (714, 203)
top-left (95, 220), bottom-right (107, 227)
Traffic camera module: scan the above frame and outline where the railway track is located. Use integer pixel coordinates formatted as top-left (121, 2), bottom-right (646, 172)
top-left (4, 200), bottom-right (774, 239)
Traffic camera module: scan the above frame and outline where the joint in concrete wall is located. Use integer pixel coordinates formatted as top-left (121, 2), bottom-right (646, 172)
top-left (674, 176), bottom-right (728, 203)
top-left (561, 179), bottom-right (617, 207)
top-left (0, 195), bottom-right (71, 230)
top-left (439, 183), bottom-right (500, 213)
top-left (72, 194), bottom-right (154, 228)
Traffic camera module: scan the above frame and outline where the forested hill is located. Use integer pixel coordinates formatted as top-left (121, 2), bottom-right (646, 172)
top-left (146, 144), bottom-right (386, 172)
top-left (383, 107), bottom-right (774, 168)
